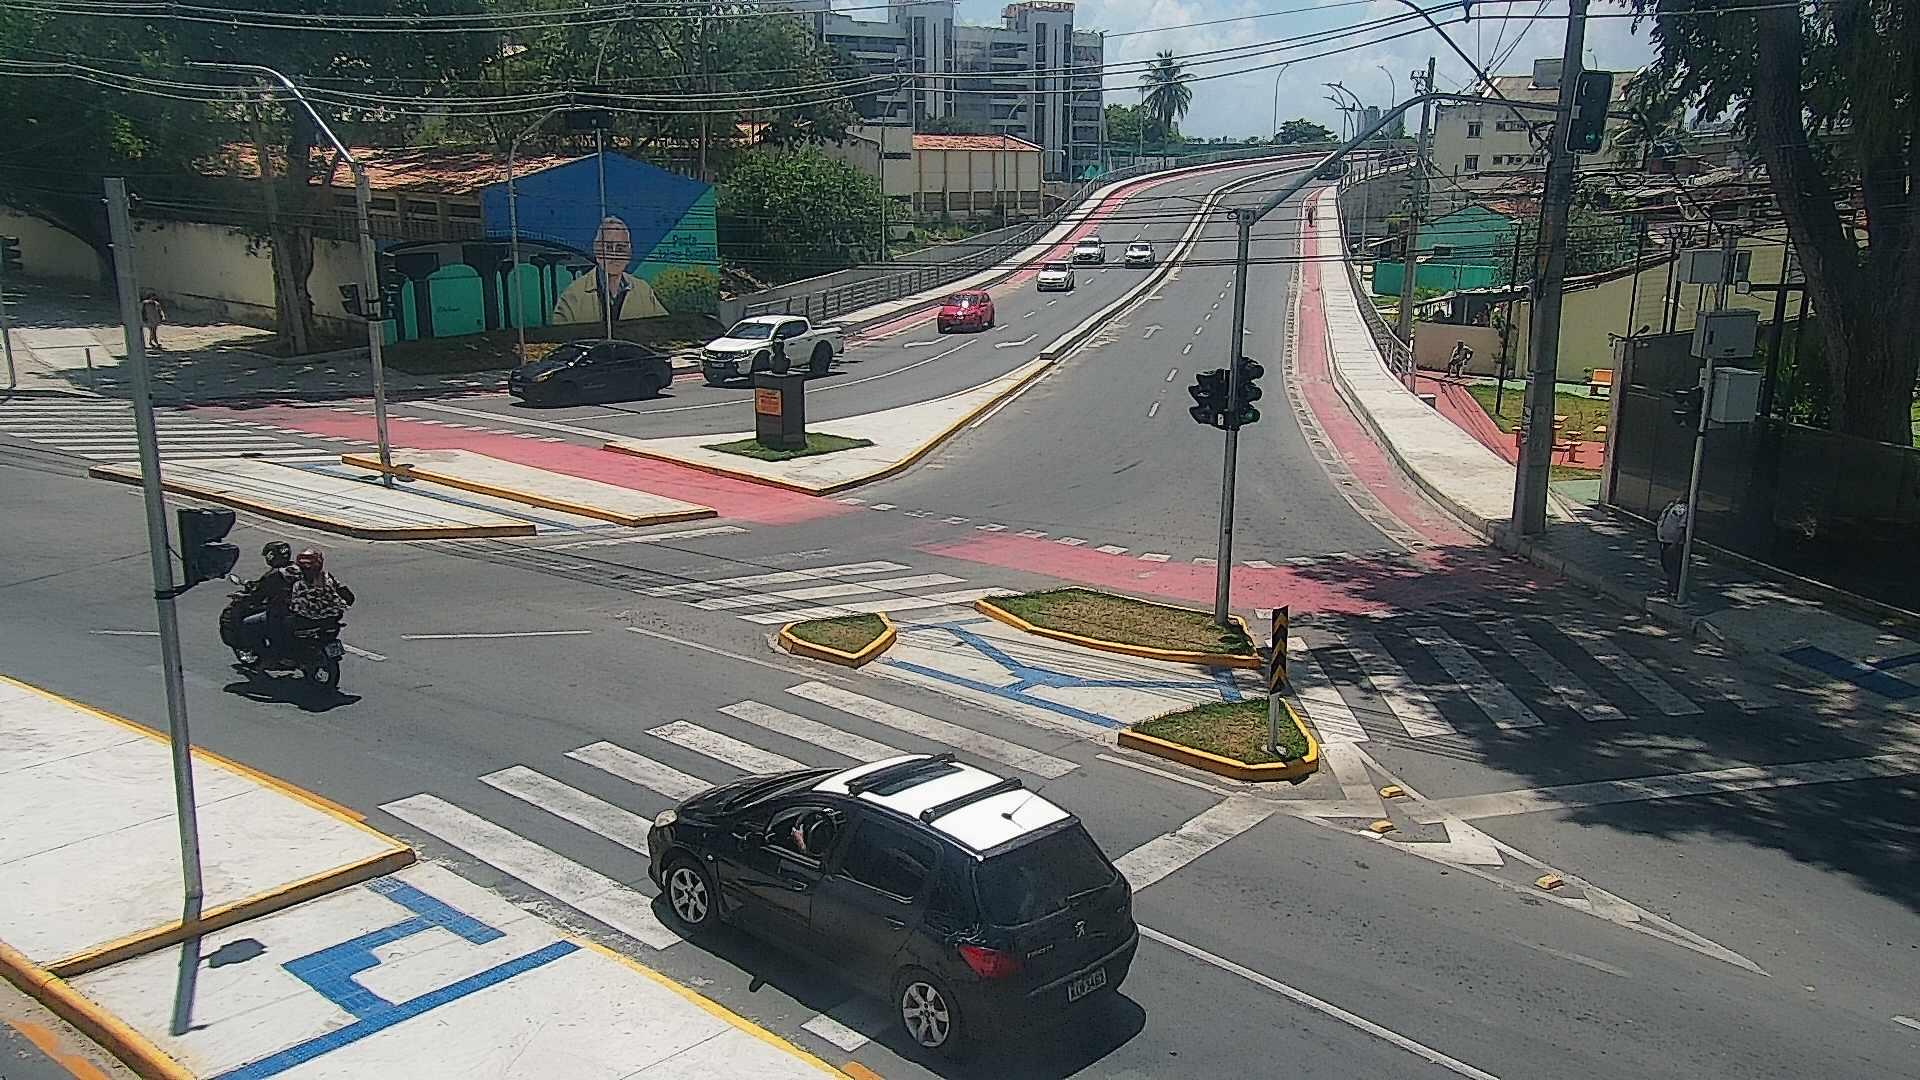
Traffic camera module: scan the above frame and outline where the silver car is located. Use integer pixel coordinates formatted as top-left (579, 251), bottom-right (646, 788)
top-left (1036, 261), bottom-right (1076, 291)
top-left (1124, 242), bottom-right (1154, 267)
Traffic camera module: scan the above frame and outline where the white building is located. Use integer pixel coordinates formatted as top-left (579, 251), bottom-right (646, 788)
top-left (792, 1), bottom-right (1105, 182)
top-left (1430, 59), bottom-right (1636, 181)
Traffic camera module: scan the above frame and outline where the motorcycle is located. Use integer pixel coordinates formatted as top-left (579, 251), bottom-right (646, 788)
top-left (219, 576), bottom-right (346, 690)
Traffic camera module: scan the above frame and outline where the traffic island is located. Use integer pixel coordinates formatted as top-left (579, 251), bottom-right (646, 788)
top-left (778, 613), bottom-right (896, 667)
top-left (706, 433), bottom-right (874, 462)
top-left (975, 588), bottom-right (1260, 668)
top-left (1118, 697), bottom-right (1321, 782)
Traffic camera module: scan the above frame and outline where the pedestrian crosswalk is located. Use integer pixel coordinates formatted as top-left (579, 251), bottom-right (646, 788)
top-left (643, 558), bottom-right (1009, 625)
top-left (0, 400), bottom-right (340, 462)
top-left (1287, 612), bottom-right (1778, 746)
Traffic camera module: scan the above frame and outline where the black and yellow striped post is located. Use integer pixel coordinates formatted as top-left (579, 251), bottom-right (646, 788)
top-left (1266, 605), bottom-right (1289, 755)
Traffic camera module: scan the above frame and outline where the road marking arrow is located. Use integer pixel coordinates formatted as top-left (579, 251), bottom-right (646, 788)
top-left (994, 334), bottom-right (1036, 349)
top-left (1142, 324), bottom-right (1164, 340)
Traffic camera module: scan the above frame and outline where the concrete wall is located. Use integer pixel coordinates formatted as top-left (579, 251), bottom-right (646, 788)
top-left (913, 147), bottom-right (1041, 217)
top-left (0, 209), bottom-right (104, 283)
top-left (123, 218), bottom-right (361, 331)
top-left (1414, 323), bottom-right (1503, 375)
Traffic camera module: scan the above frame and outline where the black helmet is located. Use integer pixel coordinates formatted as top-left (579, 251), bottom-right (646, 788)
top-left (262, 541), bottom-right (293, 567)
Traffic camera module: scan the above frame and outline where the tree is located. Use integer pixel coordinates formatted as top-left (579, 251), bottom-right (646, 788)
top-left (1275, 118), bottom-right (1335, 145)
top-left (1630, 0), bottom-right (1919, 445)
top-left (1104, 103), bottom-right (1177, 149)
top-left (919, 117), bottom-right (987, 135)
top-left (718, 149), bottom-right (881, 283)
top-left (1138, 50), bottom-right (1194, 138)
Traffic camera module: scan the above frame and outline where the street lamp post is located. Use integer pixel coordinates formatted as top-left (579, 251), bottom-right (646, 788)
top-left (1270, 63), bottom-right (1292, 142)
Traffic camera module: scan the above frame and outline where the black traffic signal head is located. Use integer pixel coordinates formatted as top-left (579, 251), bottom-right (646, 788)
top-left (1668, 384), bottom-right (1704, 428)
top-left (1, 235), bottom-right (20, 275)
top-left (1566, 70), bottom-right (1613, 155)
top-left (1188, 368), bottom-right (1229, 429)
top-left (177, 506), bottom-right (240, 590)
top-left (1234, 356), bottom-right (1265, 409)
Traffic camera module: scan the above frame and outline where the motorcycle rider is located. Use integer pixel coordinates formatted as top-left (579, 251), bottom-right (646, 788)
top-left (236, 542), bottom-right (296, 664)
top-left (287, 549), bottom-right (354, 636)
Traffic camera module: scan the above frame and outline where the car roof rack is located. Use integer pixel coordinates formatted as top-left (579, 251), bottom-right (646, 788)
top-left (919, 776), bottom-right (1023, 824)
top-left (845, 753), bottom-right (958, 796)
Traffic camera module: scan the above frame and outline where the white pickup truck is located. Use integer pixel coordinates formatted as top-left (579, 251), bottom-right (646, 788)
top-left (700, 315), bottom-right (845, 385)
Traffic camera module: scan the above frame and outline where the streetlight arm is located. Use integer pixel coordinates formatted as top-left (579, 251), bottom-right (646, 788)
top-left (190, 61), bottom-right (356, 166)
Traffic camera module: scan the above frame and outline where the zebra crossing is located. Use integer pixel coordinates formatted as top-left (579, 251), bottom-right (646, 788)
top-left (1287, 612), bottom-right (1779, 745)
top-left (0, 399), bottom-right (341, 462)
top-left (641, 559), bottom-right (1008, 625)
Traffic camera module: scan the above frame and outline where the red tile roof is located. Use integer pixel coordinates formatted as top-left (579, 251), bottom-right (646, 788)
top-left (911, 133), bottom-right (1043, 153)
top-left (214, 144), bottom-right (588, 195)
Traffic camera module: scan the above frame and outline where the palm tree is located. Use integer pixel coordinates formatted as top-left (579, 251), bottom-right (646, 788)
top-left (1138, 50), bottom-right (1193, 141)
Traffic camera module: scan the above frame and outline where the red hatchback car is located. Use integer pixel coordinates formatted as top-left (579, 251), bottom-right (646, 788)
top-left (936, 290), bottom-right (995, 333)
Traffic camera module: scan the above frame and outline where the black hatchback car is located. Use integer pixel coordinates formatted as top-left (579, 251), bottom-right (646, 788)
top-left (647, 753), bottom-right (1137, 1057)
top-left (507, 339), bottom-right (673, 406)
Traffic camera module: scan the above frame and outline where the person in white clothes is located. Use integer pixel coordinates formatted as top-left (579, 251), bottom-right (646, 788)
top-left (1656, 496), bottom-right (1690, 596)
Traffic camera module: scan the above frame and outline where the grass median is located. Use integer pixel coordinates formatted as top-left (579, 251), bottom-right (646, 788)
top-left (706, 433), bottom-right (874, 462)
top-left (988, 588), bottom-right (1255, 657)
top-left (786, 613), bottom-right (887, 655)
top-left (1134, 698), bottom-right (1308, 765)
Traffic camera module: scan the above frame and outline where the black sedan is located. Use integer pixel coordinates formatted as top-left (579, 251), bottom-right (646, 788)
top-left (507, 339), bottom-right (673, 406)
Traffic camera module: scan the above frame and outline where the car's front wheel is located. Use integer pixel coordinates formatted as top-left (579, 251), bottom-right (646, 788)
top-left (664, 857), bottom-right (719, 932)
top-left (894, 968), bottom-right (967, 1059)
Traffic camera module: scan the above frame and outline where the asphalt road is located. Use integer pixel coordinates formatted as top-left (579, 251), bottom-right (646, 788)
top-left (3, 450), bottom-right (1917, 1078)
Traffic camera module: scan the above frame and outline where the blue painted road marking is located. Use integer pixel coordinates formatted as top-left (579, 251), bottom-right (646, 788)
top-left (1781, 645), bottom-right (1920, 700)
top-left (215, 878), bottom-right (578, 1080)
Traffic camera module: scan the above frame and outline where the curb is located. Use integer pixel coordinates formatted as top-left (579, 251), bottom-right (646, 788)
top-left (85, 463), bottom-right (537, 540)
top-left (973, 596), bottom-right (1261, 669)
top-left (1116, 697), bottom-right (1321, 782)
top-left (777, 613), bottom-right (898, 667)
top-left (603, 355), bottom-right (1059, 497)
top-left (337, 454), bottom-right (718, 528)
top-left (0, 939), bottom-right (192, 1080)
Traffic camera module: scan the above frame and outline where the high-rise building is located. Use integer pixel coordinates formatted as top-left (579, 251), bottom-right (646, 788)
top-left (791, 1), bottom-right (1105, 181)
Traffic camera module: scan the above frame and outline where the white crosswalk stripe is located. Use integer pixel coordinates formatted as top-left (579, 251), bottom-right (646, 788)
top-left (1113, 798), bottom-right (1275, 891)
top-left (0, 401), bottom-right (336, 461)
top-left (1481, 621), bottom-right (1626, 722)
top-left (649, 720), bottom-right (806, 774)
top-left (1286, 636), bottom-right (1367, 743)
top-left (1558, 623), bottom-right (1704, 716)
top-left (719, 700), bottom-right (900, 762)
top-left (1343, 629), bottom-right (1457, 738)
top-left (693, 573), bottom-right (963, 611)
top-left (1407, 625), bottom-right (1544, 730)
top-left (642, 561), bottom-right (907, 598)
top-left (739, 587), bottom-right (1009, 625)
top-left (568, 742), bottom-right (710, 800)
top-left (481, 766), bottom-right (653, 852)
top-left (786, 681), bottom-right (1077, 778)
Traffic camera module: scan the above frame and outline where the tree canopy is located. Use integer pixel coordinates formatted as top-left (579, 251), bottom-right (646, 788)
top-left (1629, 0), bottom-right (1919, 445)
top-left (718, 149), bottom-right (881, 284)
top-left (1138, 51), bottom-right (1194, 136)
top-left (1104, 103), bottom-right (1179, 148)
top-left (1275, 118), bottom-right (1335, 145)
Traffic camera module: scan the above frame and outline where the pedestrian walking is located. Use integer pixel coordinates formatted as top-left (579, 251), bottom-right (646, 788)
top-left (1448, 341), bottom-right (1473, 378)
top-left (1656, 496), bottom-right (1690, 596)
top-left (139, 292), bottom-right (166, 352)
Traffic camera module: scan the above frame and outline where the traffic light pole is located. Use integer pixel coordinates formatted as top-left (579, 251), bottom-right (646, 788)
top-left (1, 237), bottom-right (16, 390)
top-left (105, 178), bottom-right (206, 922)
top-left (1676, 227), bottom-right (1736, 605)
top-left (1213, 208), bottom-right (1254, 626)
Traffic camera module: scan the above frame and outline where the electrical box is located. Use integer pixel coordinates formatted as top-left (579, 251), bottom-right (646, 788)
top-left (1691, 309), bottom-right (1759, 360)
top-left (1676, 248), bottom-right (1753, 286)
top-left (1710, 366), bottom-right (1761, 424)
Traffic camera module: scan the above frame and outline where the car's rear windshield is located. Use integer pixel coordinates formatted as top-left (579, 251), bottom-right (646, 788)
top-left (976, 824), bottom-right (1115, 925)
top-left (727, 322), bottom-right (777, 340)
top-left (949, 295), bottom-right (978, 307)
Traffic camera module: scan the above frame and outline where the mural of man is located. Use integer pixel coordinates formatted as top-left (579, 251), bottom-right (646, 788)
top-left (551, 215), bottom-right (668, 325)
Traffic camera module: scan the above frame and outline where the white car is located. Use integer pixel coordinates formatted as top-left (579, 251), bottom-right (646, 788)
top-left (1035, 261), bottom-right (1076, 291)
top-left (1071, 237), bottom-right (1105, 265)
top-left (700, 316), bottom-right (843, 385)
top-left (1124, 242), bottom-right (1154, 267)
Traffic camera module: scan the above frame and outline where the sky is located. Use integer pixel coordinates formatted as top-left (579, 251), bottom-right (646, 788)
top-left (937, 0), bottom-right (1657, 139)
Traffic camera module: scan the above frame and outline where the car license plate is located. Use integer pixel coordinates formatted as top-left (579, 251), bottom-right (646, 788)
top-left (1066, 966), bottom-right (1106, 1002)
top-left (323, 642), bottom-right (345, 659)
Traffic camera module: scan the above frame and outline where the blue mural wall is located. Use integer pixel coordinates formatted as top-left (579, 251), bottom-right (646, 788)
top-left (380, 152), bottom-right (720, 343)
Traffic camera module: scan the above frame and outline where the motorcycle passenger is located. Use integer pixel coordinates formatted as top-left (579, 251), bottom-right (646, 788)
top-left (237, 542), bottom-right (296, 663)
top-left (287, 549), bottom-right (354, 636)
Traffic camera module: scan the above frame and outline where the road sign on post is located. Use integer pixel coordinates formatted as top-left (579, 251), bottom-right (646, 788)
top-left (1266, 605), bottom-right (1290, 756)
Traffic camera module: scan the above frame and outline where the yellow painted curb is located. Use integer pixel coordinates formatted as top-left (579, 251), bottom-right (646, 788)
top-left (603, 355), bottom-right (1059, 498)
top-left (86, 465), bottom-right (536, 540)
top-left (573, 938), bottom-right (857, 1078)
top-left (973, 596), bottom-right (1261, 669)
top-left (777, 613), bottom-right (898, 668)
top-left (1116, 698), bottom-right (1321, 783)
top-left (0, 675), bottom-right (417, 976)
top-left (0, 939), bottom-right (193, 1080)
top-left (338, 454), bottom-right (718, 528)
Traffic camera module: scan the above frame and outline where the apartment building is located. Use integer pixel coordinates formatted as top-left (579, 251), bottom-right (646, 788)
top-left (1430, 59), bottom-right (1636, 180)
top-left (791, 0), bottom-right (1105, 182)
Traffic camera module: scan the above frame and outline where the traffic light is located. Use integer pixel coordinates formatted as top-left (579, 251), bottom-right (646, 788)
top-left (176, 507), bottom-right (240, 590)
top-left (1, 235), bottom-right (21, 275)
top-left (1565, 70), bottom-right (1614, 155)
top-left (1233, 356), bottom-right (1264, 428)
top-left (1188, 368), bottom-right (1229, 429)
top-left (1669, 384), bottom-right (1704, 428)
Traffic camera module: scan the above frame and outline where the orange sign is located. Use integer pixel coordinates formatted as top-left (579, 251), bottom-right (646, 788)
top-left (754, 388), bottom-right (782, 417)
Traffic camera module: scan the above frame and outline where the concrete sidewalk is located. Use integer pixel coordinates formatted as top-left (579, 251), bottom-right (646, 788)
top-left (1307, 187), bottom-right (1920, 712)
top-left (0, 677), bottom-right (852, 1080)
top-left (336, 448), bottom-right (715, 528)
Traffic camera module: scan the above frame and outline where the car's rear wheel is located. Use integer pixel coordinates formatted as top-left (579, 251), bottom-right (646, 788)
top-left (809, 343), bottom-right (832, 375)
top-left (664, 857), bottom-right (718, 932)
top-left (894, 968), bottom-right (967, 1059)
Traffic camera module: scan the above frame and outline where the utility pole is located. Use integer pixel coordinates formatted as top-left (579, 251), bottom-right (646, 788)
top-left (104, 177), bottom-right (205, 929)
top-left (1213, 207), bottom-right (1254, 626)
top-left (1676, 227), bottom-right (1736, 604)
top-left (1512, 0), bottom-right (1589, 535)
top-left (0, 233), bottom-right (15, 390)
top-left (1395, 57), bottom-right (1435, 342)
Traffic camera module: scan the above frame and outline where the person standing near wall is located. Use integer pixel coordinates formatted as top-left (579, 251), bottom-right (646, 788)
top-left (139, 292), bottom-right (166, 351)
top-left (1656, 495), bottom-right (1690, 597)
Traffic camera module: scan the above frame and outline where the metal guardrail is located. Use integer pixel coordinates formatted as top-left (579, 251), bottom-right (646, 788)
top-left (739, 143), bottom-right (1327, 329)
top-left (1334, 154), bottom-right (1417, 387)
